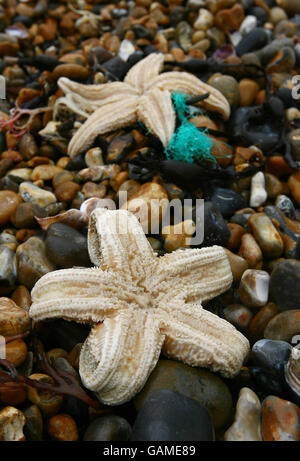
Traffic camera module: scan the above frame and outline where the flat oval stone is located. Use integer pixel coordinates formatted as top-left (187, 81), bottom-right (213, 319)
top-left (134, 360), bottom-right (233, 430)
top-left (45, 223), bottom-right (90, 268)
top-left (239, 269), bottom-right (270, 308)
top-left (196, 201), bottom-right (230, 247)
top-left (236, 27), bottom-right (269, 56)
top-left (131, 389), bottom-right (215, 441)
top-left (19, 182), bottom-right (56, 208)
top-left (16, 237), bottom-right (55, 289)
top-left (261, 395), bottom-right (300, 441)
top-left (264, 310), bottom-right (300, 342)
top-left (224, 387), bottom-right (262, 441)
top-left (248, 213), bottom-right (284, 259)
top-left (83, 415), bottom-right (132, 441)
top-left (0, 297), bottom-right (30, 336)
top-left (0, 191), bottom-right (21, 226)
top-left (275, 195), bottom-right (296, 220)
top-left (269, 259), bottom-right (300, 311)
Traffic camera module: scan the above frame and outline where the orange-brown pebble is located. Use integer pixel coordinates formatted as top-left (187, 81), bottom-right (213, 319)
top-left (0, 191), bottom-right (22, 226)
top-left (226, 223), bottom-right (246, 251)
top-left (262, 396), bottom-right (300, 441)
top-left (55, 181), bottom-right (80, 202)
top-left (11, 285), bottom-right (31, 311)
top-left (52, 63), bottom-right (89, 81)
top-left (247, 302), bottom-right (278, 343)
top-left (265, 156), bottom-right (295, 176)
top-left (0, 297), bottom-right (31, 336)
top-left (215, 4), bottom-right (245, 31)
top-left (5, 339), bottom-right (28, 367)
top-left (48, 414), bottom-right (79, 441)
top-left (1, 150), bottom-right (23, 163)
top-left (239, 79), bottom-right (260, 107)
top-left (288, 171), bottom-right (300, 205)
top-left (238, 233), bottom-right (263, 269)
top-left (233, 146), bottom-right (264, 166)
top-left (0, 382), bottom-right (27, 406)
top-left (39, 18), bottom-right (57, 41)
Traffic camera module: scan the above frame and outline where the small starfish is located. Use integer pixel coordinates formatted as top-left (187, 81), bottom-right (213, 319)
top-left (56, 53), bottom-right (231, 158)
top-left (29, 209), bottom-right (249, 405)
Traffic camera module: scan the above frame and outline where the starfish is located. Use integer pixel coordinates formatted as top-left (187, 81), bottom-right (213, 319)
top-left (56, 53), bottom-right (231, 158)
top-left (29, 208), bottom-right (249, 406)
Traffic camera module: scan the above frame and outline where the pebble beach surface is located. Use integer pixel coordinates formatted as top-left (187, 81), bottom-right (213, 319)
top-left (0, 0), bottom-right (300, 442)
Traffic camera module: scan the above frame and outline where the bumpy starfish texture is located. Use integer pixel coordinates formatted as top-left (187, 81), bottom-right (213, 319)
top-left (30, 209), bottom-right (249, 405)
top-left (56, 53), bottom-right (231, 158)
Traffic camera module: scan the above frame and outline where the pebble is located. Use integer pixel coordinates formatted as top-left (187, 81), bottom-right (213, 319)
top-left (45, 223), bottom-right (90, 269)
top-left (11, 285), bottom-right (31, 311)
top-left (16, 237), bottom-right (55, 289)
top-left (275, 195), bottom-right (296, 220)
top-left (83, 415), bottom-right (132, 441)
top-left (8, 168), bottom-right (32, 183)
top-left (208, 74), bottom-right (240, 107)
top-left (48, 414), bottom-right (79, 441)
top-left (52, 64), bottom-right (89, 81)
top-left (265, 173), bottom-right (283, 199)
top-left (238, 233), bottom-right (263, 269)
top-left (131, 389), bottom-right (215, 441)
top-left (288, 171), bottom-right (300, 206)
top-left (249, 172), bottom-right (267, 208)
top-left (19, 182), bottom-right (57, 208)
top-left (5, 338), bottom-right (27, 367)
top-left (223, 304), bottom-right (253, 330)
top-left (85, 148), bottom-right (104, 167)
top-left (0, 191), bottom-right (21, 226)
top-left (224, 249), bottom-right (249, 283)
top-left (0, 246), bottom-right (17, 293)
top-left (162, 220), bottom-right (195, 252)
top-left (0, 407), bottom-right (25, 441)
top-left (11, 202), bottom-right (36, 229)
top-left (31, 165), bottom-right (62, 182)
top-left (23, 405), bottom-right (43, 441)
top-left (197, 201), bottom-right (230, 247)
top-left (224, 387), bottom-right (262, 441)
top-left (239, 269), bottom-right (270, 308)
top-left (252, 339), bottom-right (291, 373)
top-left (278, 0), bottom-right (300, 15)
top-left (239, 15), bottom-right (257, 35)
top-left (269, 259), bottom-right (300, 311)
top-left (204, 186), bottom-right (247, 218)
top-left (194, 9), bottom-right (214, 30)
top-left (248, 302), bottom-right (279, 343)
top-left (264, 310), bottom-right (300, 341)
top-left (134, 360), bottom-right (233, 431)
top-left (0, 297), bottom-right (30, 336)
top-left (236, 27), bottom-right (269, 56)
top-left (27, 373), bottom-right (63, 417)
top-left (215, 4), bottom-right (245, 32)
top-left (248, 213), bottom-right (284, 259)
top-left (239, 78), bottom-right (259, 106)
top-left (261, 395), bottom-right (300, 441)
top-left (226, 223), bottom-right (246, 251)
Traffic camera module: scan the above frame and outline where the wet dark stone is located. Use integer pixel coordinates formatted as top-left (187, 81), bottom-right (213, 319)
top-left (250, 367), bottom-right (284, 396)
top-left (194, 201), bottom-right (230, 247)
top-left (127, 51), bottom-right (144, 67)
top-left (204, 187), bottom-right (247, 218)
top-left (91, 46), bottom-right (113, 64)
top-left (132, 25), bottom-right (153, 40)
top-left (270, 259), bottom-right (300, 311)
top-left (236, 28), bottom-right (269, 57)
top-left (66, 153), bottom-right (86, 171)
top-left (131, 389), bottom-right (215, 442)
top-left (83, 415), bottom-right (132, 441)
top-left (230, 213), bottom-right (251, 229)
top-left (264, 205), bottom-right (300, 258)
top-left (12, 15), bottom-right (33, 27)
top-left (0, 176), bottom-right (19, 193)
top-left (62, 395), bottom-right (89, 434)
top-left (45, 223), bottom-right (91, 268)
top-left (252, 339), bottom-right (291, 375)
top-left (249, 7), bottom-right (269, 25)
top-left (278, 87), bottom-right (300, 110)
top-left (37, 319), bottom-right (90, 352)
top-left (0, 246), bottom-right (17, 291)
top-left (275, 195), bottom-right (297, 220)
top-left (102, 56), bottom-right (131, 80)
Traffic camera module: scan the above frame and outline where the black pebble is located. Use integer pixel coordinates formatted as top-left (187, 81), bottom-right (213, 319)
top-left (83, 415), bottom-right (132, 441)
top-left (45, 223), bottom-right (91, 268)
top-left (102, 56), bottom-right (131, 80)
top-left (131, 389), bottom-right (215, 442)
top-left (194, 201), bottom-right (230, 247)
top-left (236, 28), bottom-right (269, 56)
top-left (269, 259), bottom-right (300, 311)
top-left (252, 339), bottom-right (291, 374)
top-left (204, 186), bottom-right (247, 218)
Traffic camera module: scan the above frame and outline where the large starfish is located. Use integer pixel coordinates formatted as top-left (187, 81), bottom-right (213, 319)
top-left (56, 53), bottom-right (231, 158)
top-left (29, 209), bottom-right (249, 405)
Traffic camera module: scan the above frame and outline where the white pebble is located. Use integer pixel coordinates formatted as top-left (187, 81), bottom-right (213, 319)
top-left (118, 40), bottom-right (135, 62)
top-left (230, 31), bottom-right (243, 47)
top-left (250, 172), bottom-right (267, 208)
top-left (239, 15), bottom-right (257, 35)
top-left (194, 8), bottom-right (214, 30)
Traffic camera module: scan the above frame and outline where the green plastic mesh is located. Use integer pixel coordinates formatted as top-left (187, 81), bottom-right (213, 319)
top-left (164, 92), bottom-right (216, 165)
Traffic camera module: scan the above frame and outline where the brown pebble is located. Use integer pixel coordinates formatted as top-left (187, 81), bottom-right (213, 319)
top-left (226, 223), bottom-right (246, 251)
top-left (288, 171), bottom-right (300, 206)
top-left (0, 297), bottom-right (31, 336)
top-left (55, 181), bottom-right (80, 202)
top-left (11, 285), bottom-right (31, 311)
top-left (5, 339), bottom-right (28, 367)
top-left (215, 4), bottom-right (245, 31)
top-left (262, 395), bottom-right (300, 441)
top-left (39, 18), bottom-right (57, 41)
top-left (238, 233), bottom-right (263, 269)
top-left (48, 414), bottom-right (79, 441)
top-left (239, 79), bottom-right (259, 107)
top-left (52, 63), bottom-right (89, 81)
top-left (224, 249), bottom-right (249, 283)
top-left (0, 191), bottom-right (22, 226)
top-left (247, 302), bottom-right (278, 343)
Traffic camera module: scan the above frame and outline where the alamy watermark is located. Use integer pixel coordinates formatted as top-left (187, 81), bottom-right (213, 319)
top-left (0, 335), bottom-right (5, 359)
top-left (292, 75), bottom-right (300, 100)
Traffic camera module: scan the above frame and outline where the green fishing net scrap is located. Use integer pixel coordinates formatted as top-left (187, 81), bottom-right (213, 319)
top-left (164, 92), bottom-right (216, 165)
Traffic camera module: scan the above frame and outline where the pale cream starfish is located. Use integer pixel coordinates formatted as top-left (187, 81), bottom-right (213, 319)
top-left (30, 208), bottom-right (249, 406)
top-left (56, 53), bottom-right (231, 158)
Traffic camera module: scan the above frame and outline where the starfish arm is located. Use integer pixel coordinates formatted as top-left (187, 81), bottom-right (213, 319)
top-left (159, 301), bottom-right (250, 378)
top-left (137, 88), bottom-right (176, 147)
top-left (148, 71), bottom-right (231, 120)
top-left (29, 268), bottom-right (132, 323)
top-left (88, 208), bottom-right (157, 284)
top-left (124, 53), bottom-right (165, 92)
top-left (58, 77), bottom-right (138, 104)
top-left (152, 246), bottom-right (233, 303)
top-left (79, 310), bottom-right (164, 405)
top-left (68, 96), bottom-right (139, 158)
